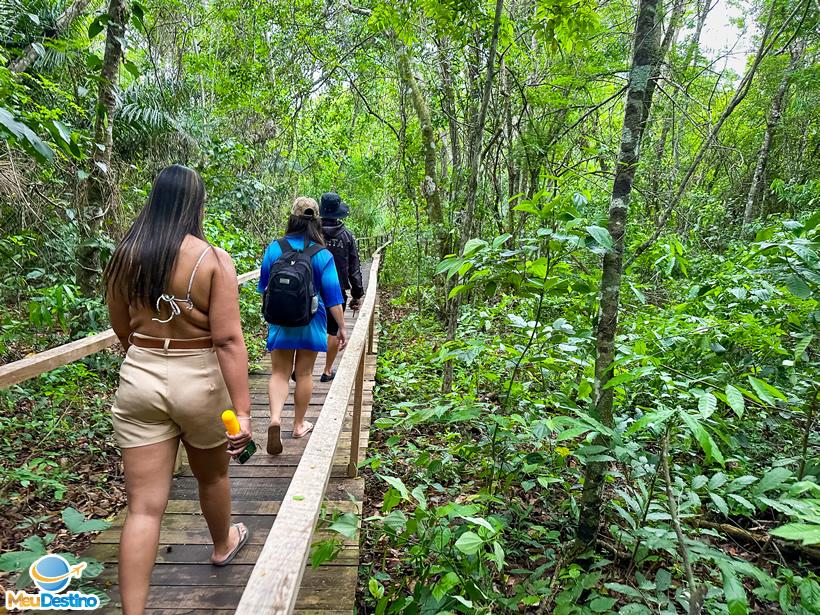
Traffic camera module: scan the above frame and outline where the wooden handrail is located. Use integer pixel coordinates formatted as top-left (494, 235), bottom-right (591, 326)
top-left (0, 268), bottom-right (262, 390)
top-left (235, 241), bottom-right (388, 615)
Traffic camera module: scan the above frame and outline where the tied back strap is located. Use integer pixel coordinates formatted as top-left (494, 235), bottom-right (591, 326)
top-left (151, 246), bottom-right (212, 323)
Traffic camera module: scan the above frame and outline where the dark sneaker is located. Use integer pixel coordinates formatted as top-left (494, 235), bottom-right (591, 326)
top-left (320, 371), bottom-right (336, 383)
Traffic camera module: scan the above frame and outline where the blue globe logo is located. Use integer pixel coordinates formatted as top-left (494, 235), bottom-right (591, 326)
top-left (30, 555), bottom-right (75, 593)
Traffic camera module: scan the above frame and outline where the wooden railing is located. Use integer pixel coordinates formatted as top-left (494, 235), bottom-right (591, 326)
top-left (0, 269), bottom-right (260, 390)
top-left (0, 234), bottom-right (387, 390)
top-left (235, 241), bottom-right (388, 615)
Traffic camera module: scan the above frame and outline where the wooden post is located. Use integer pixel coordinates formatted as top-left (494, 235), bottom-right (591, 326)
top-left (347, 351), bottom-right (366, 478)
top-left (367, 315), bottom-right (375, 355)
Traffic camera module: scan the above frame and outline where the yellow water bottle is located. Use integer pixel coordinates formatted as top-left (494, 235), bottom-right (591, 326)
top-left (221, 410), bottom-right (256, 464)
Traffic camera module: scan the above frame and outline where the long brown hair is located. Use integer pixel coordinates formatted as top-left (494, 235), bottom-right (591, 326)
top-left (104, 164), bottom-right (206, 305)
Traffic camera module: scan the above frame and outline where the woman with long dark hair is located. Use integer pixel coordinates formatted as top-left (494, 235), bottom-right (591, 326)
top-left (258, 197), bottom-right (347, 454)
top-left (105, 165), bottom-right (252, 613)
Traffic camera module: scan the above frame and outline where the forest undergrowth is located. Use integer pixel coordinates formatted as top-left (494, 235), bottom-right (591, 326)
top-left (357, 226), bottom-right (819, 614)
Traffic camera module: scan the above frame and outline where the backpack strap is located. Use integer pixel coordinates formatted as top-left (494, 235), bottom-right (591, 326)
top-left (303, 243), bottom-right (324, 259)
top-left (277, 238), bottom-right (294, 255)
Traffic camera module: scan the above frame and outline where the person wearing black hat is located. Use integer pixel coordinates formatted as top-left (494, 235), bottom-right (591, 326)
top-left (320, 192), bottom-right (364, 382)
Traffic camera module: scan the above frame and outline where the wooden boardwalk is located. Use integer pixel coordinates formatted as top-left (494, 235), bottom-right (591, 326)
top-left (87, 291), bottom-right (377, 613)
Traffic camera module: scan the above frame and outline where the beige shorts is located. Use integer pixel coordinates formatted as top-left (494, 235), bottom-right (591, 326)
top-left (112, 346), bottom-right (231, 449)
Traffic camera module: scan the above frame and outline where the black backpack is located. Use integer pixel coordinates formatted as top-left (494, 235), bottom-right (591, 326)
top-left (262, 238), bottom-right (323, 327)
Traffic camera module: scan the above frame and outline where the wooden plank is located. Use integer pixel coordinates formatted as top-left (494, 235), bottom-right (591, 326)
top-left (0, 269), bottom-right (261, 389)
top-left (236, 248), bottom-right (385, 615)
top-left (0, 329), bottom-right (118, 388)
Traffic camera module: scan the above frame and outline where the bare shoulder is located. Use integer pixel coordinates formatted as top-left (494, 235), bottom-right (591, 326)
top-left (210, 246), bottom-right (238, 276)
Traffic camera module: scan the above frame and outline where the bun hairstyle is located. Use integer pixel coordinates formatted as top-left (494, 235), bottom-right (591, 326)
top-left (285, 196), bottom-right (325, 245)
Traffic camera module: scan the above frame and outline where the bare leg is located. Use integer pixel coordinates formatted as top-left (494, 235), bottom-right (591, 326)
top-left (324, 334), bottom-right (339, 376)
top-left (293, 349), bottom-right (318, 436)
top-left (183, 441), bottom-right (240, 562)
top-left (269, 349), bottom-right (294, 428)
top-left (119, 437), bottom-right (178, 615)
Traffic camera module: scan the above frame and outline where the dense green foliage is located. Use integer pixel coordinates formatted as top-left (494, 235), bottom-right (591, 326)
top-left (1, 0), bottom-right (818, 612)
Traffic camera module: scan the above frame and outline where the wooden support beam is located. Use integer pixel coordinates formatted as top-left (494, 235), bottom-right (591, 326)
top-left (347, 351), bottom-right (365, 478)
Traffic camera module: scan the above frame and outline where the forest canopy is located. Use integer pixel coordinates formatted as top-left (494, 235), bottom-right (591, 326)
top-left (1, 0), bottom-right (818, 613)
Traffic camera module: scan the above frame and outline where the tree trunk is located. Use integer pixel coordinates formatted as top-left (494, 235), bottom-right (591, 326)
top-left (743, 44), bottom-right (802, 225)
top-left (75, 0), bottom-right (129, 294)
top-left (442, 0), bottom-right (505, 393)
top-left (575, 0), bottom-right (662, 549)
top-left (437, 39), bottom-right (462, 206)
top-left (8, 0), bottom-right (93, 73)
top-left (396, 44), bottom-right (447, 260)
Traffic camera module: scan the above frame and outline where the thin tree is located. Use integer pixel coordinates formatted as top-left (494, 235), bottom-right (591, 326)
top-left (75, 0), bottom-right (129, 293)
top-left (743, 43), bottom-right (804, 225)
top-left (574, 0), bottom-right (663, 548)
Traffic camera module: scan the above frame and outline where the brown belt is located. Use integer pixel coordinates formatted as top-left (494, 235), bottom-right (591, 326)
top-left (131, 336), bottom-right (213, 350)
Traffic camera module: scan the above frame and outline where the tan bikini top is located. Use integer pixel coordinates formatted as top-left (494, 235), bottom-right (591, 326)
top-left (152, 246), bottom-right (211, 324)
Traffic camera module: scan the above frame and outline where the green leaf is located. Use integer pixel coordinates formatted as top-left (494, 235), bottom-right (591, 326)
top-left (432, 571), bottom-right (460, 601)
top-left (462, 238), bottom-right (487, 256)
top-left (603, 366), bottom-right (655, 389)
top-left (368, 578), bottom-right (385, 599)
top-left (785, 274), bottom-right (812, 299)
top-left (382, 510), bottom-right (407, 533)
top-left (454, 531), bottom-right (483, 555)
top-left (458, 515), bottom-right (494, 531)
top-left (379, 475), bottom-right (409, 500)
top-left (698, 392), bottom-right (717, 417)
top-left (88, 15), bottom-right (108, 38)
top-left (585, 225), bottom-right (613, 250)
top-left (0, 107), bottom-right (54, 163)
top-left (725, 385), bottom-right (745, 417)
top-left (754, 467), bottom-right (792, 495)
top-left (589, 596), bottom-right (618, 612)
top-left (747, 376), bottom-right (786, 406)
top-left (679, 410), bottom-right (725, 467)
top-left (310, 538), bottom-right (341, 568)
top-left (770, 523), bottom-right (820, 546)
top-left (329, 512), bottom-right (358, 540)
top-left (62, 507), bottom-right (111, 534)
top-left (710, 492), bottom-right (730, 516)
top-left (719, 562), bottom-right (749, 615)
top-left (620, 605), bottom-right (651, 615)
top-left (410, 485), bottom-right (427, 510)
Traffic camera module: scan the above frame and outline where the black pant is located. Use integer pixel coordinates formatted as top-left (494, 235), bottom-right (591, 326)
top-left (327, 291), bottom-right (347, 336)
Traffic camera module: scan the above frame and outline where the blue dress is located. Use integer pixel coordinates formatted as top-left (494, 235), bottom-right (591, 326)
top-left (258, 235), bottom-right (344, 352)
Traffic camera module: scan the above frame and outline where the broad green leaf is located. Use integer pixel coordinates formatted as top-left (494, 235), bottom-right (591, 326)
top-left (589, 597), bottom-right (617, 612)
top-left (679, 410), bottom-right (725, 467)
top-left (603, 366), bottom-right (655, 389)
top-left (458, 516), bottom-right (493, 531)
top-left (698, 392), bottom-right (717, 417)
top-left (379, 475), bottom-right (409, 500)
top-left (710, 492), bottom-right (729, 516)
top-left (747, 376), bottom-right (786, 406)
top-left (719, 562), bottom-right (749, 615)
top-left (754, 467), bottom-right (792, 495)
top-left (770, 523), bottom-right (820, 545)
top-left (454, 531), bottom-right (483, 555)
top-left (432, 571), bottom-right (460, 601)
top-left (62, 507), bottom-right (111, 533)
top-left (382, 510), bottom-right (407, 533)
top-left (462, 238), bottom-right (487, 256)
top-left (329, 512), bottom-right (358, 540)
top-left (585, 225), bottom-right (613, 250)
top-left (725, 385), bottom-right (745, 417)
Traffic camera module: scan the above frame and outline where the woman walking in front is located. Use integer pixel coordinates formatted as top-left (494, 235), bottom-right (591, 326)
top-left (105, 165), bottom-right (252, 614)
top-left (259, 197), bottom-right (347, 454)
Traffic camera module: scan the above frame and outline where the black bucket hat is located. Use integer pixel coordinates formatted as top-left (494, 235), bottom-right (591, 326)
top-left (320, 192), bottom-right (350, 219)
